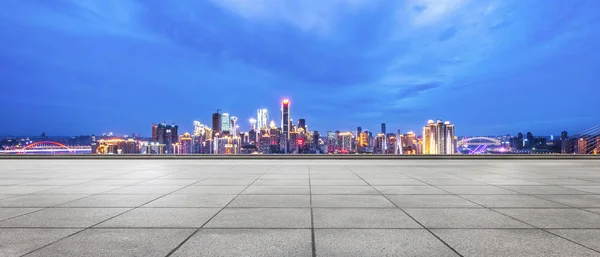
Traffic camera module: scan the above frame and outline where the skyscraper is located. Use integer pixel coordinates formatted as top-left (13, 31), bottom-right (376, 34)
top-left (281, 99), bottom-right (290, 153)
top-left (422, 120), bottom-right (456, 154)
top-left (221, 113), bottom-right (231, 133)
top-left (152, 123), bottom-right (178, 154)
top-left (257, 109), bottom-right (269, 129)
top-left (212, 112), bottom-right (222, 134)
top-left (381, 123), bottom-right (386, 134)
top-left (230, 116), bottom-right (238, 135)
top-left (298, 118), bottom-right (306, 131)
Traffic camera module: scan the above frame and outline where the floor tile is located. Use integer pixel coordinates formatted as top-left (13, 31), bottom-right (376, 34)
top-left (501, 186), bottom-right (590, 194)
top-left (311, 186), bottom-right (379, 195)
top-left (375, 186), bottom-right (449, 195)
top-left (174, 186), bottom-right (247, 195)
top-left (310, 179), bottom-right (368, 186)
top-left (25, 228), bottom-right (194, 257)
top-left (312, 195), bottom-right (395, 208)
top-left (205, 208), bottom-right (311, 228)
top-left (0, 194), bottom-right (89, 207)
top-left (315, 229), bottom-right (458, 257)
top-left (0, 208), bottom-right (42, 221)
top-left (0, 208), bottom-right (130, 228)
top-left (534, 195), bottom-right (600, 207)
top-left (433, 229), bottom-right (600, 257)
top-left (242, 186), bottom-right (310, 195)
top-left (171, 229), bottom-right (312, 257)
top-left (313, 208), bottom-right (421, 228)
top-left (96, 208), bottom-right (220, 228)
top-left (388, 195), bottom-right (480, 208)
top-left (0, 228), bottom-right (80, 257)
top-left (405, 208), bottom-right (532, 228)
top-left (229, 195), bottom-right (310, 207)
top-left (496, 208), bottom-right (600, 228)
top-left (103, 186), bottom-right (185, 195)
top-left (549, 229), bottom-right (600, 252)
top-left (142, 195), bottom-right (236, 207)
top-left (461, 195), bottom-right (567, 208)
top-left (58, 195), bottom-right (162, 207)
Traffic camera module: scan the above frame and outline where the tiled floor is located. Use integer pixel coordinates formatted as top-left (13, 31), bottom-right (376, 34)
top-left (0, 159), bottom-right (600, 256)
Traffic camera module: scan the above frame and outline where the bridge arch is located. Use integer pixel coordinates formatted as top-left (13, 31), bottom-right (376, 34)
top-left (458, 137), bottom-right (502, 146)
top-left (20, 141), bottom-right (72, 152)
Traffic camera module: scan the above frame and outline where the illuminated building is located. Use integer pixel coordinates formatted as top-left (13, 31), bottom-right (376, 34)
top-left (94, 138), bottom-right (138, 154)
top-left (337, 132), bottom-right (353, 153)
top-left (175, 133), bottom-right (193, 154)
top-left (230, 116), bottom-right (238, 135)
top-left (212, 112), bottom-right (222, 134)
top-left (221, 113), bottom-right (231, 133)
top-left (259, 130), bottom-right (271, 154)
top-left (386, 133), bottom-right (397, 154)
top-left (358, 131), bottom-right (369, 147)
top-left (152, 123), bottom-right (178, 153)
top-left (289, 131), bottom-right (299, 153)
top-left (140, 141), bottom-right (166, 154)
top-left (249, 118), bottom-right (257, 131)
top-left (375, 133), bottom-right (387, 154)
top-left (422, 120), bottom-right (456, 154)
top-left (270, 127), bottom-right (281, 153)
top-left (257, 109), bottom-right (269, 129)
top-left (281, 99), bottom-right (290, 153)
top-left (577, 138), bottom-right (588, 154)
top-left (401, 131), bottom-right (419, 154)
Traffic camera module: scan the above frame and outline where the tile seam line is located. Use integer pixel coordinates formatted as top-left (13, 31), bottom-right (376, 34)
top-left (163, 165), bottom-right (272, 257)
top-left (345, 165), bottom-right (465, 257)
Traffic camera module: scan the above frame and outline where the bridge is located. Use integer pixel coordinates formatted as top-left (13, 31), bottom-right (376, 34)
top-left (0, 141), bottom-right (91, 154)
top-left (458, 136), bottom-right (502, 146)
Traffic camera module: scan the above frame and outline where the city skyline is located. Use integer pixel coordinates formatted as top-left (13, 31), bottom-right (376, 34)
top-left (1, 1), bottom-right (599, 136)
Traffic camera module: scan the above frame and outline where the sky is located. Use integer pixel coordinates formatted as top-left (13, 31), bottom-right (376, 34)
top-left (1, 0), bottom-right (599, 137)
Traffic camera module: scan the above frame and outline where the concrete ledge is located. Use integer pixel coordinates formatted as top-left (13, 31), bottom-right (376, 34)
top-left (0, 154), bottom-right (599, 160)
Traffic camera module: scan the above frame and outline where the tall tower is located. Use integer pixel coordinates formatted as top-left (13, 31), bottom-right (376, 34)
top-left (257, 109), bottom-right (269, 129)
top-left (230, 116), bottom-right (238, 136)
top-left (281, 99), bottom-right (290, 153)
top-left (212, 112), bottom-right (222, 134)
top-left (221, 113), bottom-right (231, 133)
top-left (381, 123), bottom-right (386, 134)
top-left (249, 118), bottom-right (257, 131)
top-left (298, 119), bottom-right (306, 131)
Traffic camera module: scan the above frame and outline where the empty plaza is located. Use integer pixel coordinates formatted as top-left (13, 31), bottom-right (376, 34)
top-left (1, 158), bottom-right (600, 256)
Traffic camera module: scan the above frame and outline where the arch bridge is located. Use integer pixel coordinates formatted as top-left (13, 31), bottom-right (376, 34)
top-left (0, 141), bottom-right (91, 154)
top-left (458, 137), bottom-right (502, 146)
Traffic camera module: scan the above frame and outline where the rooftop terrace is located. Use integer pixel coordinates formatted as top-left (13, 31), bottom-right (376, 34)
top-left (1, 159), bottom-right (600, 256)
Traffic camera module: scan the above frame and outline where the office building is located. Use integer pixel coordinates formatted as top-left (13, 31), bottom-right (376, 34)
top-left (281, 99), bottom-right (290, 152)
top-left (257, 109), bottom-right (269, 129)
top-left (152, 123), bottom-right (178, 153)
top-left (212, 112), bottom-right (222, 134)
top-left (221, 113), bottom-right (231, 133)
top-left (381, 123), bottom-right (386, 134)
top-left (298, 119), bottom-right (306, 131)
top-left (422, 120), bottom-right (456, 154)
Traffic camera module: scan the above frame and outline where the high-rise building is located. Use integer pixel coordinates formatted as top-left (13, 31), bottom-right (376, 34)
top-left (221, 113), bottom-right (231, 133)
top-left (337, 132), bottom-right (353, 153)
top-left (357, 127), bottom-right (362, 137)
top-left (381, 123), bottom-right (386, 134)
top-left (212, 112), bottom-right (222, 134)
top-left (375, 133), bottom-right (387, 154)
top-left (257, 109), bottom-right (269, 129)
top-left (281, 99), bottom-right (290, 153)
top-left (152, 123), bottom-right (178, 153)
top-left (249, 118), bottom-right (257, 131)
top-left (230, 116), bottom-right (238, 135)
top-left (298, 119), bottom-right (306, 131)
top-left (422, 120), bottom-right (455, 154)
top-left (174, 132), bottom-right (193, 154)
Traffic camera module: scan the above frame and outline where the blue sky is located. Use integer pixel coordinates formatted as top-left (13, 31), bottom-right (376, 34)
top-left (1, 0), bottom-right (599, 136)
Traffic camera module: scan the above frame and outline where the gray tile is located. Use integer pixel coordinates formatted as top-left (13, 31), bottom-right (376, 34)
top-left (502, 186), bottom-right (590, 194)
top-left (461, 195), bottom-right (567, 208)
top-left (25, 228), bottom-right (194, 257)
top-left (135, 179), bottom-right (200, 186)
top-left (171, 229), bottom-right (312, 257)
top-left (253, 180), bottom-right (309, 186)
top-left (196, 179), bottom-right (257, 186)
top-left (363, 178), bottom-right (427, 186)
top-left (549, 229), bottom-right (600, 252)
top-left (438, 186), bottom-right (521, 195)
top-left (243, 186), bottom-right (310, 195)
top-left (420, 178), bottom-right (486, 186)
top-left (174, 186), bottom-right (248, 195)
top-left (313, 208), bottom-right (421, 228)
top-left (315, 229), bottom-right (458, 257)
top-left (587, 209), bottom-right (600, 214)
top-left (564, 186), bottom-right (600, 194)
top-left (530, 178), bottom-right (599, 186)
top-left (0, 186), bottom-right (58, 194)
top-left (97, 208), bottom-right (220, 228)
top-left (312, 195), bottom-right (395, 208)
top-left (535, 195), bottom-right (600, 207)
top-left (311, 186), bottom-right (379, 195)
top-left (58, 195), bottom-right (162, 207)
top-left (103, 185), bottom-right (185, 194)
top-left (405, 209), bottom-right (532, 228)
top-left (0, 208), bottom-right (130, 228)
top-left (388, 195), bottom-right (480, 208)
top-left (375, 186), bottom-right (449, 195)
top-left (229, 195), bottom-right (310, 207)
top-left (0, 195), bottom-right (15, 200)
top-left (310, 179), bottom-right (368, 186)
top-left (433, 229), bottom-right (600, 257)
top-left (0, 229), bottom-right (80, 257)
top-left (23, 179), bottom-right (90, 186)
top-left (205, 208), bottom-right (311, 228)
top-left (79, 179), bottom-right (145, 186)
top-left (35, 186), bottom-right (122, 194)
top-left (496, 209), bottom-right (600, 228)
top-left (0, 208), bottom-right (42, 221)
top-left (142, 195), bottom-right (236, 207)
top-left (0, 194), bottom-right (89, 207)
